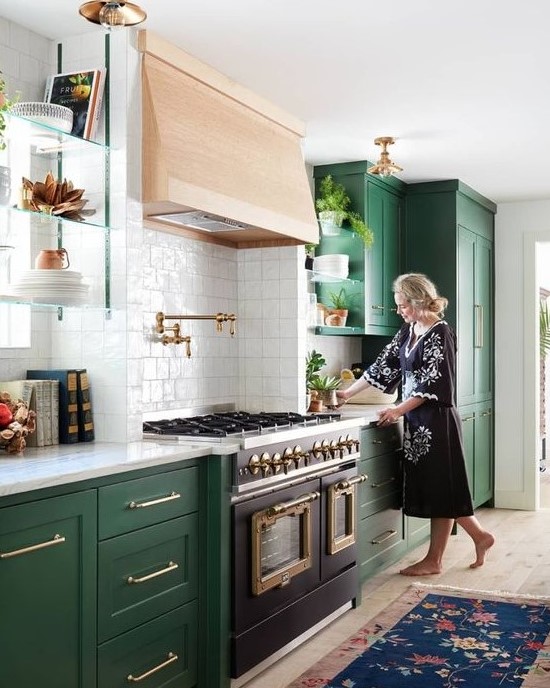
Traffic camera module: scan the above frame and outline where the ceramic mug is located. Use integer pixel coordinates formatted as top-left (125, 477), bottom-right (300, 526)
top-left (34, 248), bottom-right (70, 270)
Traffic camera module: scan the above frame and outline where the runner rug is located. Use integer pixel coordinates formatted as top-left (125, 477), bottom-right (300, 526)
top-left (285, 584), bottom-right (550, 687)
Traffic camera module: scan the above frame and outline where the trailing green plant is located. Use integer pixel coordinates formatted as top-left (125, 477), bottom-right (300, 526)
top-left (348, 211), bottom-right (374, 249)
top-left (307, 374), bottom-right (341, 391)
top-left (315, 175), bottom-right (350, 217)
top-left (325, 287), bottom-right (353, 311)
top-left (0, 72), bottom-right (19, 151)
top-left (306, 349), bottom-right (326, 389)
top-left (540, 299), bottom-right (550, 359)
top-left (315, 175), bottom-right (375, 245)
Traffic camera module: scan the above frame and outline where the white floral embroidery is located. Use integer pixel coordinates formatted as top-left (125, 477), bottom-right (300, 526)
top-left (416, 332), bottom-right (445, 388)
top-left (403, 425), bottom-right (432, 464)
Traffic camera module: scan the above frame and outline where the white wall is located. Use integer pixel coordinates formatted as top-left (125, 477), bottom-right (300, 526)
top-left (495, 200), bottom-right (550, 509)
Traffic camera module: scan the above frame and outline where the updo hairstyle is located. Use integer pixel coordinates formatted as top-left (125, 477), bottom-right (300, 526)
top-left (392, 273), bottom-right (448, 317)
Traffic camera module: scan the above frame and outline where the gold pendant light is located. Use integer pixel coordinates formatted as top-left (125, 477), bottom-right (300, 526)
top-left (367, 136), bottom-right (403, 178)
top-left (79, 1), bottom-right (147, 31)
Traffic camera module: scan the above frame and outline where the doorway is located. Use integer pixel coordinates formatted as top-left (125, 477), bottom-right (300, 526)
top-left (537, 243), bottom-right (550, 508)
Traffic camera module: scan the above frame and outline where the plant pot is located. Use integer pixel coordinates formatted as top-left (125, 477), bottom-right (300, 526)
top-left (318, 210), bottom-right (345, 236)
top-left (318, 389), bottom-right (338, 408)
top-left (325, 309), bottom-right (348, 327)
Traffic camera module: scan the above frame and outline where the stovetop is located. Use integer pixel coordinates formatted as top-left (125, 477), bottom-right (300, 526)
top-left (143, 410), bottom-right (342, 441)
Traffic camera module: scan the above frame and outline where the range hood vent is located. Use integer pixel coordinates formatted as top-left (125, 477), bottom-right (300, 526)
top-left (138, 31), bottom-right (318, 248)
top-left (152, 211), bottom-right (252, 233)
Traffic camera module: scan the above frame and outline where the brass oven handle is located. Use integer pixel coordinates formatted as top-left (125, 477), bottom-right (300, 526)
top-left (371, 477), bottom-right (396, 488)
top-left (371, 529), bottom-right (397, 545)
top-left (0, 533), bottom-right (65, 559)
top-left (127, 652), bottom-right (178, 682)
top-left (128, 491), bottom-right (181, 509)
top-left (267, 490), bottom-right (320, 516)
top-left (336, 474), bottom-right (368, 490)
top-left (127, 561), bottom-right (179, 585)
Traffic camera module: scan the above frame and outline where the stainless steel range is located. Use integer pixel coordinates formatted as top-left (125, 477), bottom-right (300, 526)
top-left (143, 406), bottom-right (365, 684)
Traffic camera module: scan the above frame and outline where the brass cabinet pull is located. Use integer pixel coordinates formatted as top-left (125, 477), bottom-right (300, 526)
top-left (462, 415), bottom-right (475, 422)
top-left (0, 533), bottom-right (65, 559)
top-left (127, 651), bottom-right (178, 682)
top-left (371, 529), bottom-right (397, 545)
top-left (480, 410), bottom-right (492, 417)
top-left (128, 491), bottom-right (181, 509)
top-left (127, 560), bottom-right (179, 585)
top-left (474, 304), bottom-right (484, 348)
top-left (371, 304), bottom-right (384, 311)
top-left (372, 439), bottom-right (383, 444)
top-left (371, 477), bottom-right (396, 488)
top-left (336, 474), bottom-right (368, 490)
top-left (267, 490), bottom-right (320, 516)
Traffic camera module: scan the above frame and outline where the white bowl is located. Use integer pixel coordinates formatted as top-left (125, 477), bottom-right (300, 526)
top-left (10, 102), bottom-right (74, 134)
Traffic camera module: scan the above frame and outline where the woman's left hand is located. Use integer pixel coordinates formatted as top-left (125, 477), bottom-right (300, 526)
top-left (377, 408), bottom-right (400, 425)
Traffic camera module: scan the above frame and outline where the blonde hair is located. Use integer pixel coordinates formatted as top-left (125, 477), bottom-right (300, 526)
top-left (392, 273), bottom-right (448, 317)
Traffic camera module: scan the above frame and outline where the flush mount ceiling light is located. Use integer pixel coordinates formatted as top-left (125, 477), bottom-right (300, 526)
top-left (367, 136), bottom-right (403, 178)
top-left (79, 1), bottom-right (147, 31)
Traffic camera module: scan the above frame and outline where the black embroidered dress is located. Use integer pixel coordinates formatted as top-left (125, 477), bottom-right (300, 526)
top-left (364, 320), bottom-right (474, 519)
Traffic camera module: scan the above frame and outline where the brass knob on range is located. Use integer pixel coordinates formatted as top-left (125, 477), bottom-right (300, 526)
top-left (293, 445), bottom-right (310, 467)
top-left (270, 452), bottom-right (287, 474)
top-left (248, 452), bottom-right (272, 476)
top-left (329, 440), bottom-right (340, 458)
top-left (340, 435), bottom-right (360, 453)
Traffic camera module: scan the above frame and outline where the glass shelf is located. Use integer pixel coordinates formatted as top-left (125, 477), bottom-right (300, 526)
top-left (307, 269), bottom-right (361, 284)
top-left (0, 293), bottom-right (109, 311)
top-left (0, 204), bottom-right (111, 232)
top-left (315, 325), bottom-right (365, 335)
top-left (6, 113), bottom-right (107, 156)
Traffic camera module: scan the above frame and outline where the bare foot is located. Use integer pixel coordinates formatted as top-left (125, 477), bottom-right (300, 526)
top-left (470, 533), bottom-right (495, 568)
top-left (399, 559), bottom-right (442, 576)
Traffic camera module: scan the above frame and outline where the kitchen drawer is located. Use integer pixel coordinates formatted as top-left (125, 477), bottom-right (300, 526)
top-left (361, 424), bottom-right (402, 460)
top-left (358, 454), bottom-right (401, 519)
top-left (98, 514), bottom-right (198, 642)
top-left (358, 507), bottom-right (405, 581)
top-left (98, 466), bottom-right (198, 539)
top-left (98, 602), bottom-right (198, 688)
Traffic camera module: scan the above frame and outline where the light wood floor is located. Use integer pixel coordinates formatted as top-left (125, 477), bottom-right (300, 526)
top-left (240, 498), bottom-right (550, 688)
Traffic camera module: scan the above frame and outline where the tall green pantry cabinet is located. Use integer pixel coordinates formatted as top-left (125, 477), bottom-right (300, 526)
top-left (405, 180), bottom-right (497, 507)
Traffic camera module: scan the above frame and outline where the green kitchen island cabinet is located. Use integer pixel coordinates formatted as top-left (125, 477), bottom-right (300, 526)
top-left (313, 161), bottom-right (406, 336)
top-left (0, 490), bottom-right (97, 688)
top-left (405, 179), bottom-right (496, 507)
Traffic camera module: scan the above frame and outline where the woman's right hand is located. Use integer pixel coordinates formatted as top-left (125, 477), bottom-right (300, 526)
top-left (336, 389), bottom-right (349, 406)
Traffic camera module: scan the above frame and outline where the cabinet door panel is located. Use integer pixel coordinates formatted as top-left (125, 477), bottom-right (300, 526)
top-left (475, 237), bottom-right (493, 400)
top-left (98, 513), bottom-right (198, 641)
top-left (0, 491), bottom-right (97, 688)
top-left (460, 408), bottom-right (476, 495)
top-left (457, 226), bottom-right (476, 405)
top-left (366, 183), bottom-right (386, 326)
top-left (383, 191), bottom-right (403, 329)
top-left (474, 404), bottom-right (493, 506)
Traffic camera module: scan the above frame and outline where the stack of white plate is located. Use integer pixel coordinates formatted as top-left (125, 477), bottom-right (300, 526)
top-left (9, 269), bottom-right (90, 305)
top-left (312, 254), bottom-right (349, 279)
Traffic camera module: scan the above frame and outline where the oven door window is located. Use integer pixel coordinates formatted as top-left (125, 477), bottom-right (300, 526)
top-left (251, 490), bottom-right (319, 596)
top-left (328, 480), bottom-right (358, 554)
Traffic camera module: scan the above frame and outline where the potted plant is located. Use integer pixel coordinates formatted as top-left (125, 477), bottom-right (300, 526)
top-left (315, 175), bottom-right (375, 247)
top-left (315, 175), bottom-right (350, 235)
top-left (306, 349), bottom-right (326, 411)
top-left (307, 374), bottom-right (341, 409)
top-left (323, 287), bottom-right (351, 327)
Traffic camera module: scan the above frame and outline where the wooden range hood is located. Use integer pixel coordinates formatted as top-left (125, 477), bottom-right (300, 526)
top-left (138, 31), bottom-right (318, 248)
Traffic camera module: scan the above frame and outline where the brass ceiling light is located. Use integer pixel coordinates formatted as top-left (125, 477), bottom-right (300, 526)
top-left (79, 1), bottom-right (147, 31)
top-left (367, 136), bottom-right (403, 178)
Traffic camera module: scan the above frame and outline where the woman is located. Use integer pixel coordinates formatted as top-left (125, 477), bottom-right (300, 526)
top-left (337, 273), bottom-right (494, 576)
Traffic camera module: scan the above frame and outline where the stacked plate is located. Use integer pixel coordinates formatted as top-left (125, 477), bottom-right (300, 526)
top-left (8, 269), bottom-right (90, 305)
top-left (312, 254), bottom-right (349, 279)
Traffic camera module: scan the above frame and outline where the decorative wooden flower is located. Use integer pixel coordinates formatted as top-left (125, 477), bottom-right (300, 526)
top-left (0, 392), bottom-right (36, 454)
top-left (22, 171), bottom-right (95, 220)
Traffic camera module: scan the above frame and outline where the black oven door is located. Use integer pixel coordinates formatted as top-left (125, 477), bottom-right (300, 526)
top-left (232, 476), bottom-right (321, 636)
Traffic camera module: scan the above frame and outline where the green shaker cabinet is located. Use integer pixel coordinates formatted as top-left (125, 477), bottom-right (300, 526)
top-left (0, 490), bottom-right (97, 688)
top-left (313, 162), bottom-right (406, 336)
top-left (406, 180), bottom-right (496, 507)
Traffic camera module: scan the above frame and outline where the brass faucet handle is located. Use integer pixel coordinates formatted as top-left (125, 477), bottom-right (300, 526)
top-left (155, 312), bottom-right (165, 334)
top-left (184, 336), bottom-right (192, 358)
top-left (228, 313), bottom-right (236, 336)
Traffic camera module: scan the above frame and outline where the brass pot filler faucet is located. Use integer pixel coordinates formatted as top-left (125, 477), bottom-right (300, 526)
top-left (155, 311), bottom-right (237, 357)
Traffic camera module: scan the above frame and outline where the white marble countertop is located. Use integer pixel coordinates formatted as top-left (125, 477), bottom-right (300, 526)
top-left (0, 405), bottom-right (390, 499)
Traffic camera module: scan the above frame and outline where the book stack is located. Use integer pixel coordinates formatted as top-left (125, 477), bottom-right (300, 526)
top-left (26, 369), bottom-right (95, 444)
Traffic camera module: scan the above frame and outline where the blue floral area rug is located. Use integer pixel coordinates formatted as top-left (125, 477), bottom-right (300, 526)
top-left (286, 584), bottom-right (550, 688)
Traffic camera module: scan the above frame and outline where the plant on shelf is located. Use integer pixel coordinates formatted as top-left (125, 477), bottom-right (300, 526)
top-left (315, 175), bottom-right (375, 245)
top-left (323, 287), bottom-right (354, 326)
top-left (307, 374), bottom-right (341, 391)
top-left (315, 175), bottom-right (350, 234)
